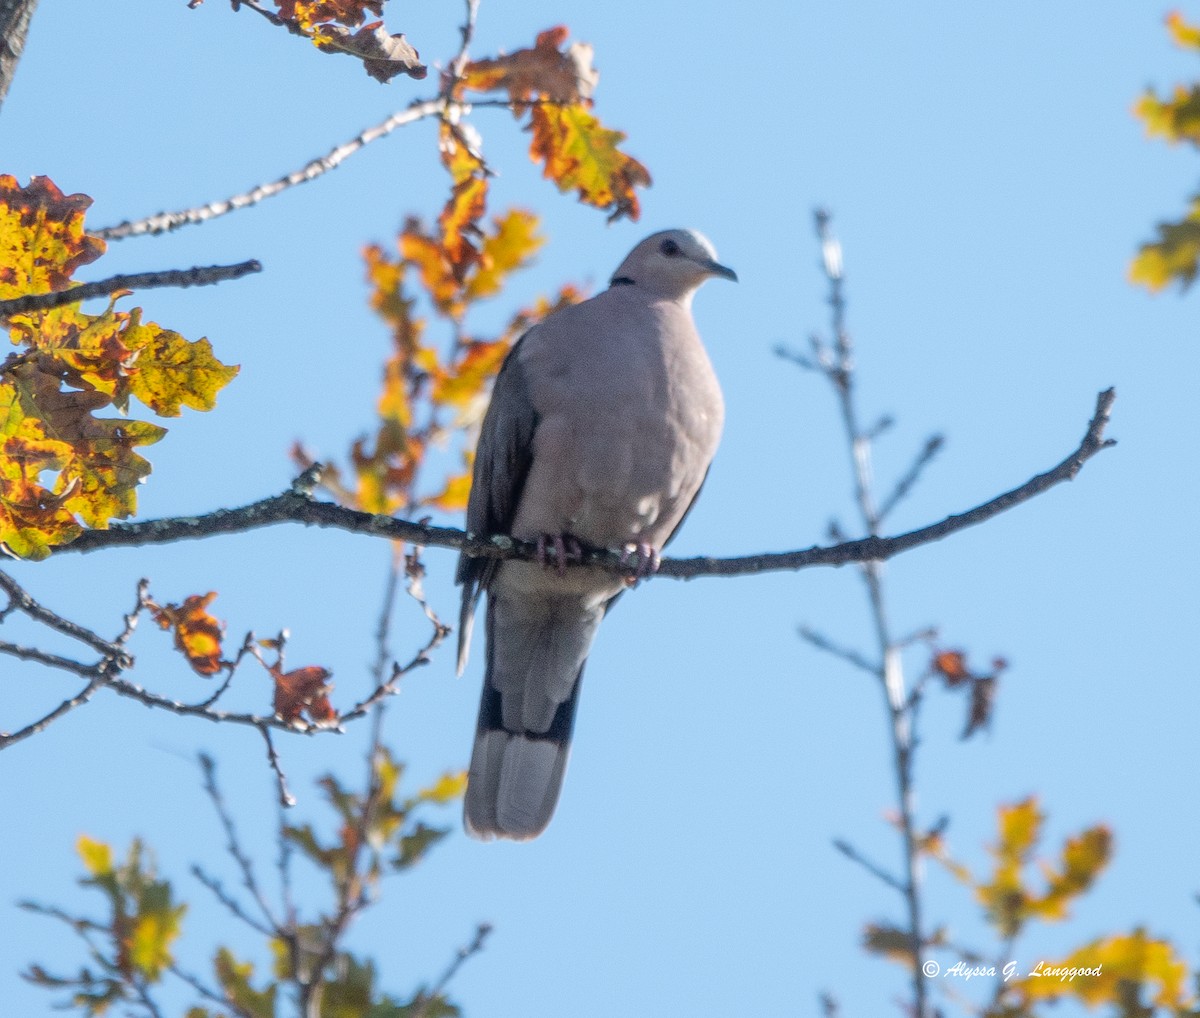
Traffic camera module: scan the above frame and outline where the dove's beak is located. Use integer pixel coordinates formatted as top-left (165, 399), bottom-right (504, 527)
top-left (703, 259), bottom-right (738, 283)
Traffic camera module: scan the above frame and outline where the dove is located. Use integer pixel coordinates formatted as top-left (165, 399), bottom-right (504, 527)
top-left (456, 228), bottom-right (735, 840)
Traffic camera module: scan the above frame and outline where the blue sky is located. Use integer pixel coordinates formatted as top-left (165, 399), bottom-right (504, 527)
top-left (1, 2), bottom-right (1198, 1016)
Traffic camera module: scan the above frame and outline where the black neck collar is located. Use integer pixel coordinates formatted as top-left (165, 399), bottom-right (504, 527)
top-left (610, 276), bottom-right (635, 287)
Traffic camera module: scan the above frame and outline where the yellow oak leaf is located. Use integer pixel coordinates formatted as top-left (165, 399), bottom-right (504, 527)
top-left (528, 103), bottom-right (651, 221)
top-left (120, 311), bottom-right (239, 417)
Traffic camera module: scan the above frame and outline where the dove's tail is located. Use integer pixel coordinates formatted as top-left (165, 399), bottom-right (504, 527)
top-left (463, 588), bottom-right (608, 840)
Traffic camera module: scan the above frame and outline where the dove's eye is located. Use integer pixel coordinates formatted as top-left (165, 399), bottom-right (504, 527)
top-left (660, 239), bottom-right (681, 257)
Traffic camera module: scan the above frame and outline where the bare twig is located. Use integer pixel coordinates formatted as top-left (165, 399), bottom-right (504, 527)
top-left (49, 391), bottom-right (1116, 579)
top-left (411, 923), bottom-right (493, 1018)
top-left (92, 97), bottom-right (567, 242)
top-left (189, 866), bottom-right (276, 938)
top-left (878, 435), bottom-right (945, 522)
top-left (259, 724), bottom-right (296, 808)
top-left (832, 838), bottom-right (907, 895)
top-left (93, 100), bottom-right (449, 241)
top-left (0, 570), bottom-right (130, 660)
top-left (798, 625), bottom-right (881, 677)
top-left (0, 260), bottom-right (262, 317)
top-left (807, 208), bottom-right (929, 1015)
top-left (0, 677), bottom-right (104, 749)
top-left (199, 753), bottom-right (282, 934)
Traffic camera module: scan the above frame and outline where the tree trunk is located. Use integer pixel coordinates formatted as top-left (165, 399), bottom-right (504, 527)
top-left (0, 0), bottom-right (38, 113)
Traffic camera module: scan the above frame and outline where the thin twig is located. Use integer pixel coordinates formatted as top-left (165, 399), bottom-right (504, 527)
top-left (412, 923), bottom-right (493, 1017)
top-left (190, 865), bottom-right (276, 938)
top-left (832, 838), bottom-right (907, 895)
top-left (0, 678), bottom-right (103, 749)
top-left (0, 569), bottom-right (129, 660)
top-left (258, 724), bottom-right (296, 808)
top-left (0, 260), bottom-right (262, 317)
top-left (167, 963), bottom-right (241, 1018)
top-left (199, 753), bottom-right (282, 934)
top-left (797, 625), bottom-right (881, 677)
top-left (0, 640), bottom-right (98, 676)
top-left (878, 435), bottom-right (945, 522)
top-left (94, 100), bottom-right (449, 240)
top-left (92, 97), bottom-right (568, 242)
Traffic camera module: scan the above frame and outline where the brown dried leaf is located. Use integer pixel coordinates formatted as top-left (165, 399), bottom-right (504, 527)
top-left (271, 665), bottom-right (336, 724)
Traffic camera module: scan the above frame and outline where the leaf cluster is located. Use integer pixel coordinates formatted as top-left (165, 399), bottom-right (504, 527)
top-left (0, 176), bottom-right (237, 559)
top-left (23, 751), bottom-right (474, 1018)
top-left (1132, 12), bottom-right (1200, 292)
top-left (861, 796), bottom-right (1198, 1016)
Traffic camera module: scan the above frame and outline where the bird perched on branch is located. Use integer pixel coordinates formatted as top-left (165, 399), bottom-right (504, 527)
top-left (456, 228), bottom-right (735, 840)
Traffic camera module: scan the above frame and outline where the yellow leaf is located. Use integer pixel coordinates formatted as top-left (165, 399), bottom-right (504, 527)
top-left (130, 905), bottom-right (185, 979)
top-left (1167, 10), bottom-right (1200, 49)
top-left (422, 471), bottom-right (472, 513)
top-left (1033, 824), bottom-right (1112, 920)
top-left (1014, 930), bottom-right (1192, 1010)
top-left (432, 339), bottom-right (509, 410)
top-left (76, 834), bottom-right (113, 876)
top-left (465, 210), bottom-right (544, 302)
top-left (0, 175), bottom-right (104, 300)
top-left (1135, 85), bottom-right (1200, 145)
top-left (975, 797), bottom-right (1043, 938)
top-left (418, 770), bottom-right (468, 804)
top-left (121, 312), bottom-right (239, 417)
top-left (1131, 196), bottom-right (1200, 291)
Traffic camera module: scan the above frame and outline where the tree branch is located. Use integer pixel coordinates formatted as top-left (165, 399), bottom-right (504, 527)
top-left (51, 388), bottom-right (1117, 576)
top-left (92, 98), bottom-right (566, 242)
top-left (0, 260), bottom-right (262, 317)
top-left (0, 0), bottom-right (38, 112)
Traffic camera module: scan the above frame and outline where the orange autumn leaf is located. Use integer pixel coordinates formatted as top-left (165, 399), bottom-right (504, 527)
top-left (150, 592), bottom-right (225, 676)
top-left (276, 0), bottom-right (381, 29)
top-left (460, 26), bottom-right (597, 106)
top-left (432, 338), bottom-right (510, 410)
top-left (271, 664), bottom-right (336, 724)
top-left (932, 649), bottom-right (970, 685)
top-left (459, 28), bottom-right (649, 221)
top-left (437, 121), bottom-right (489, 276)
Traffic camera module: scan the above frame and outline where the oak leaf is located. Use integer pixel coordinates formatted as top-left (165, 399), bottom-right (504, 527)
top-left (528, 102), bottom-right (651, 221)
top-left (312, 23), bottom-right (426, 82)
top-left (460, 29), bottom-right (648, 221)
top-left (150, 592), bottom-right (226, 677)
top-left (272, 664), bottom-right (336, 724)
top-left (461, 26), bottom-right (598, 105)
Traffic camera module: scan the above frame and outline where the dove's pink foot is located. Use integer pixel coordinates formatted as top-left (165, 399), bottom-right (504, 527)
top-left (535, 533), bottom-right (584, 577)
top-left (620, 541), bottom-right (660, 580)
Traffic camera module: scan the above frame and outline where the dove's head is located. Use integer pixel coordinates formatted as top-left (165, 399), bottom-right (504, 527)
top-left (610, 229), bottom-right (737, 303)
